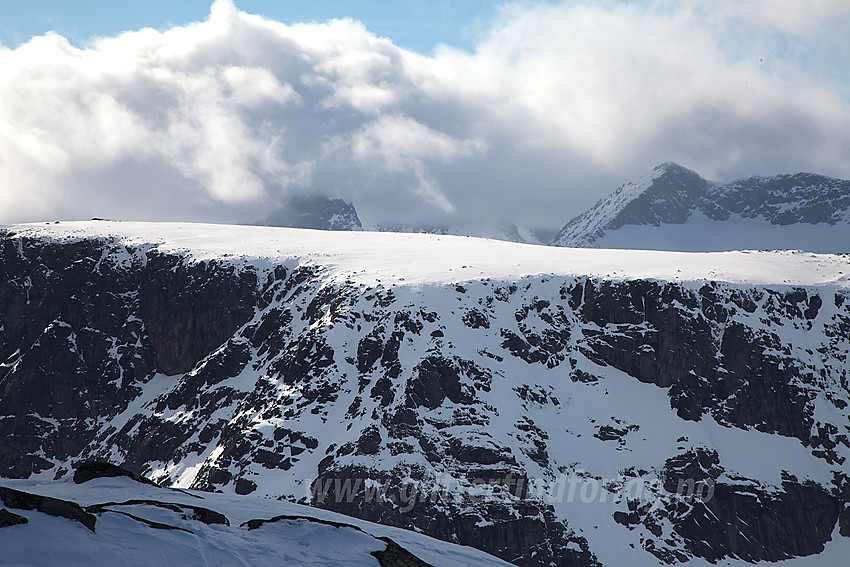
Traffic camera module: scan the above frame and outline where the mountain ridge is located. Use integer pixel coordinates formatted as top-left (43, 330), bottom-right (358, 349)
top-left (1, 222), bottom-right (849, 566)
top-left (551, 163), bottom-right (850, 251)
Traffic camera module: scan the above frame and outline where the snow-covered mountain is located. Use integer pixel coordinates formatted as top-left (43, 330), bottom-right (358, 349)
top-left (551, 162), bottom-right (850, 252)
top-left (0, 462), bottom-right (510, 566)
top-left (257, 195), bottom-right (363, 231)
top-left (1, 221), bottom-right (849, 566)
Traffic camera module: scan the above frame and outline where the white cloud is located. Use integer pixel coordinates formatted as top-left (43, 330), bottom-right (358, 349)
top-left (0, 0), bottom-right (849, 230)
top-left (694, 0), bottom-right (850, 35)
top-left (348, 114), bottom-right (487, 213)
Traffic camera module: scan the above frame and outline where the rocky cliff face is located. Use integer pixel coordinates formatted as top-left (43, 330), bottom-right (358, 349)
top-left (1, 223), bottom-right (849, 567)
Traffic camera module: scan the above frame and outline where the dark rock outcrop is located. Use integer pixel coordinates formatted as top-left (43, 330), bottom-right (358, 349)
top-left (0, 486), bottom-right (96, 531)
top-left (573, 279), bottom-right (825, 443)
top-left (138, 253), bottom-right (258, 376)
top-left (73, 461), bottom-right (157, 486)
top-left (0, 235), bottom-right (259, 478)
top-left (0, 508), bottom-right (27, 527)
top-left (371, 536), bottom-right (435, 567)
top-left (85, 499), bottom-right (229, 526)
top-left (654, 478), bottom-right (840, 563)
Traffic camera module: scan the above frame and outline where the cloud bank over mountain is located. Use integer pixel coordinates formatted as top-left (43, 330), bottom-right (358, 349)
top-left (1, 0), bottom-right (849, 229)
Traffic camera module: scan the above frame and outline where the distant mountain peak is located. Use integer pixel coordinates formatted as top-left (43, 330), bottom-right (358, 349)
top-left (551, 163), bottom-right (850, 251)
top-left (551, 163), bottom-right (710, 247)
top-left (256, 195), bottom-right (362, 231)
top-left (659, 160), bottom-right (699, 171)
top-left (654, 160), bottom-right (687, 173)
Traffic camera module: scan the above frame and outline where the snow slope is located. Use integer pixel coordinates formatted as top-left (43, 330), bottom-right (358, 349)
top-left (8, 220), bottom-right (850, 287)
top-left (591, 211), bottom-right (850, 252)
top-left (0, 474), bottom-right (512, 567)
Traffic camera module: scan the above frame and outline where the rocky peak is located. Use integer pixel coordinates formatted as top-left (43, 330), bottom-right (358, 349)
top-left (550, 162), bottom-right (710, 247)
top-left (551, 163), bottom-right (850, 249)
top-left (606, 162), bottom-right (710, 229)
top-left (258, 195), bottom-right (362, 231)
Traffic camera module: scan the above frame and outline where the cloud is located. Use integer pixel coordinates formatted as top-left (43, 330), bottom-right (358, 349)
top-left (0, 0), bottom-right (849, 230)
top-left (347, 114), bottom-right (487, 213)
top-left (694, 0), bottom-right (850, 35)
